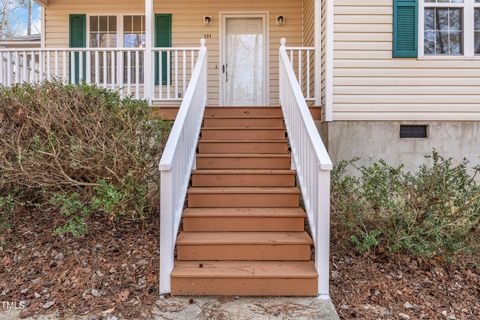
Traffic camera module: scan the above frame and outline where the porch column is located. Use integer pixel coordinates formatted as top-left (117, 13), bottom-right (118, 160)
top-left (144, 0), bottom-right (154, 101)
top-left (314, 0), bottom-right (322, 107)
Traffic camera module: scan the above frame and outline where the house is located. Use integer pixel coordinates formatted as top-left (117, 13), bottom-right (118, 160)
top-left (0, 0), bottom-right (479, 298)
top-left (0, 34), bottom-right (41, 49)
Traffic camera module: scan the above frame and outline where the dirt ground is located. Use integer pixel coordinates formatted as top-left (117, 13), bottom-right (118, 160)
top-left (0, 209), bottom-right (478, 319)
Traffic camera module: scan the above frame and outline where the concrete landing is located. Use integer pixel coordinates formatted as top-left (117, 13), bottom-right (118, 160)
top-left (2, 296), bottom-right (339, 319)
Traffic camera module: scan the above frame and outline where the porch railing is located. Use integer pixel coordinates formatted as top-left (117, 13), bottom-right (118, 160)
top-left (158, 39), bottom-right (207, 294)
top-left (284, 46), bottom-right (316, 101)
top-left (279, 38), bottom-right (332, 297)
top-left (0, 46), bottom-right (200, 102)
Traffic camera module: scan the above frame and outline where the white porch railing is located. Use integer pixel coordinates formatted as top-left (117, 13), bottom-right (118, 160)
top-left (0, 46), bottom-right (200, 102)
top-left (284, 46), bottom-right (316, 101)
top-left (279, 38), bottom-right (332, 297)
top-left (158, 39), bottom-right (207, 294)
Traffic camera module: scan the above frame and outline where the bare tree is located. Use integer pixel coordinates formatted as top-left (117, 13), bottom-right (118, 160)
top-left (0, 0), bottom-right (15, 39)
top-left (0, 0), bottom-right (34, 39)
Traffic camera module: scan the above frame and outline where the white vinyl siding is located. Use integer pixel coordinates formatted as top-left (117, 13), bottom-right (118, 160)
top-left (333, 0), bottom-right (480, 121)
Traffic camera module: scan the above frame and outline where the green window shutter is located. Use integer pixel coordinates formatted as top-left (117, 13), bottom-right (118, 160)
top-left (69, 14), bottom-right (87, 83)
top-left (393, 0), bottom-right (418, 58)
top-left (155, 14), bottom-right (172, 86)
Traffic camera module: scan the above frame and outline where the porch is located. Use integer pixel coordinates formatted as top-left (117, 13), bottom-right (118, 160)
top-left (0, 0), bottom-right (332, 114)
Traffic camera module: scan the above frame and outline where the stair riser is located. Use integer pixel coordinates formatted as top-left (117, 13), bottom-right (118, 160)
top-left (191, 174), bottom-right (295, 187)
top-left (196, 157), bottom-right (291, 169)
top-left (171, 278), bottom-right (317, 296)
top-left (198, 142), bottom-right (289, 154)
top-left (204, 108), bottom-right (282, 118)
top-left (183, 217), bottom-right (304, 232)
top-left (203, 118), bottom-right (284, 128)
top-left (201, 129), bottom-right (286, 140)
top-left (177, 244), bottom-right (311, 261)
top-left (188, 193), bottom-right (299, 208)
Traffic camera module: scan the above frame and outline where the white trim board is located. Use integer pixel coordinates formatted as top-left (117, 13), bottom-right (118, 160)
top-left (219, 12), bottom-right (269, 106)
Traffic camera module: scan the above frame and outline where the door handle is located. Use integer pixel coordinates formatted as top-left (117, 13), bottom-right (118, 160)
top-left (223, 64), bottom-right (228, 82)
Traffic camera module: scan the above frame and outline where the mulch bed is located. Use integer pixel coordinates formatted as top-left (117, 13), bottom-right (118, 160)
top-left (1, 208), bottom-right (479, 319)
top-left (0, 209), bottom-right (160, 318)
top-left (330, 251), bottom-right (480, 320)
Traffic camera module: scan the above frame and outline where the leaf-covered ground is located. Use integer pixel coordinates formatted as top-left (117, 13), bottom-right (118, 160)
top-left (1, 208), bottom-right (479, 319)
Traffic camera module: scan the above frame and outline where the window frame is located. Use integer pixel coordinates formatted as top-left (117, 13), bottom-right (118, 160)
top-left (419, 0), bottom-right (480, 58)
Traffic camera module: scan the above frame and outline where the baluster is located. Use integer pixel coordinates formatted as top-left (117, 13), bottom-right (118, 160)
top-left (135, 50), bottom-right (140, 98)
top-left (174, 50), bottom-right (178, 99)
top-left (127, 51), bottom-right (131, 96)
top-left (103, 51), bottom-right (107, 88)
top-left (31, 51), bottom-right (36, 82)
top-left (14, 52), bottom-right (20, 83)
top-left (306, 50), bottom-right (310, 99)
top-left (86, 50), bottom-right (91, 83)
top-left (54, 51), bottom-right (59, 79)
top-left (95, 51), bottom-right (100, 85)
top-left (298, 50), bottom-right (302, 91)
top-left (158, 50), bottom-right (163, 99)
top-left (62, 51), bottom-right (67, 83)
top-left (46, 51), bottom-right (52, 81)
top-left (190, 50), bottom-right (194, 76)
top-left (166, 51), bottom-right (171, 99)
top-left (182, 49), bottom-right (186, 96)
top-left (6, 53), bottom-right (12, 85)
top-left (38, 51), bottom-right (44, 82)
top-left (118, 51), bottom-right (124, 96)
top-left (70, 51), bottom-right (75, 83)
top-left (22, 51), bottom-right (28, 82)
top-left (111, 50), bottom-right (115, 90)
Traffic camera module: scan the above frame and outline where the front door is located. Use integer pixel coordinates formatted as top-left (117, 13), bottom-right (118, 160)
top-left (222, 16), bottom-right (267, 106)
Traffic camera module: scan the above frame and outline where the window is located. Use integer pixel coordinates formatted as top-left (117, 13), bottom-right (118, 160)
top-left (123, 15), bottom-right (145, 83)
top-left (89, 16), bottom-right (117, 48)
top-left (424, 7), bottom-right (463, 55)
top-left (422, 0), bottom-right (480, 57)
top-left (89, 16), bottom-right (117, 83)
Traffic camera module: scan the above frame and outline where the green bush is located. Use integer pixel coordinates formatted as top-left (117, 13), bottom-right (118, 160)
top-left (331, 151), bottom-right (480, 258)
top-left (0, 81), bottom-right (172, 236)
top-left (0, 195), bottom-right (15, 233)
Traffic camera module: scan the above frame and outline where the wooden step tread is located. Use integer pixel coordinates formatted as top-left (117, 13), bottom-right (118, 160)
top-left (192, 169), bottom-right (295, 175)
top-left (206, 106), bottom-right (281, 109)
top-left (188, 187), bottom-right (300, 194)
top-left (204, 116), bottom-right (283, 119)
top-left (199, 139), bottom-right (287, 142)
top-left (177, 232), bottom-right (312, 245)
top-left (182, 208), bottom-right (305, 218)
top-left (196, 153), bottom-right (290, 158)
top-left (172, 261), bottom-right (317, 279)
top-left (202, 127), bottom-right (285, 130)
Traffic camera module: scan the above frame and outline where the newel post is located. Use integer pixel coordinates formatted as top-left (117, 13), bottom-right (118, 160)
top-left (159, 170), bottom-right (174, 294)
top-left (317, 169), bottom-right (331, 297)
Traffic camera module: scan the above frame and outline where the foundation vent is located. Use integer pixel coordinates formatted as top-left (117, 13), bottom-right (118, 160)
top-left (400, 125), bottom-right (428, 139)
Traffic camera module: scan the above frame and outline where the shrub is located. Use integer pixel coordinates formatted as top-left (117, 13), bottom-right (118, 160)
top-left (0, 81), bottom-right (172, 235)
top-left (331, 151), bottom-right (480, 258)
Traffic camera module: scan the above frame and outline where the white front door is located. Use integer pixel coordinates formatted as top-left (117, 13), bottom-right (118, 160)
top-left (222, 16), bottom-right (267, 106)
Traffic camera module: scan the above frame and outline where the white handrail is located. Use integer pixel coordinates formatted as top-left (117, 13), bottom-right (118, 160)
top-left (158, 39), bottom-right (207, 294)
top-left (279, 38), bottom-right (333, 297)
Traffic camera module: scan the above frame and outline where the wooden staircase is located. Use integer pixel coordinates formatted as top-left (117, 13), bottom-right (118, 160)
top-left (170, 106), bottom-right (318, 296)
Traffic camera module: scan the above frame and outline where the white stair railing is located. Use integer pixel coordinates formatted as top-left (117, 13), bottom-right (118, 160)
top-left (158, 39), bottom-right (207, 294)
top-left (279, 38), bottom-right (333, 297)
